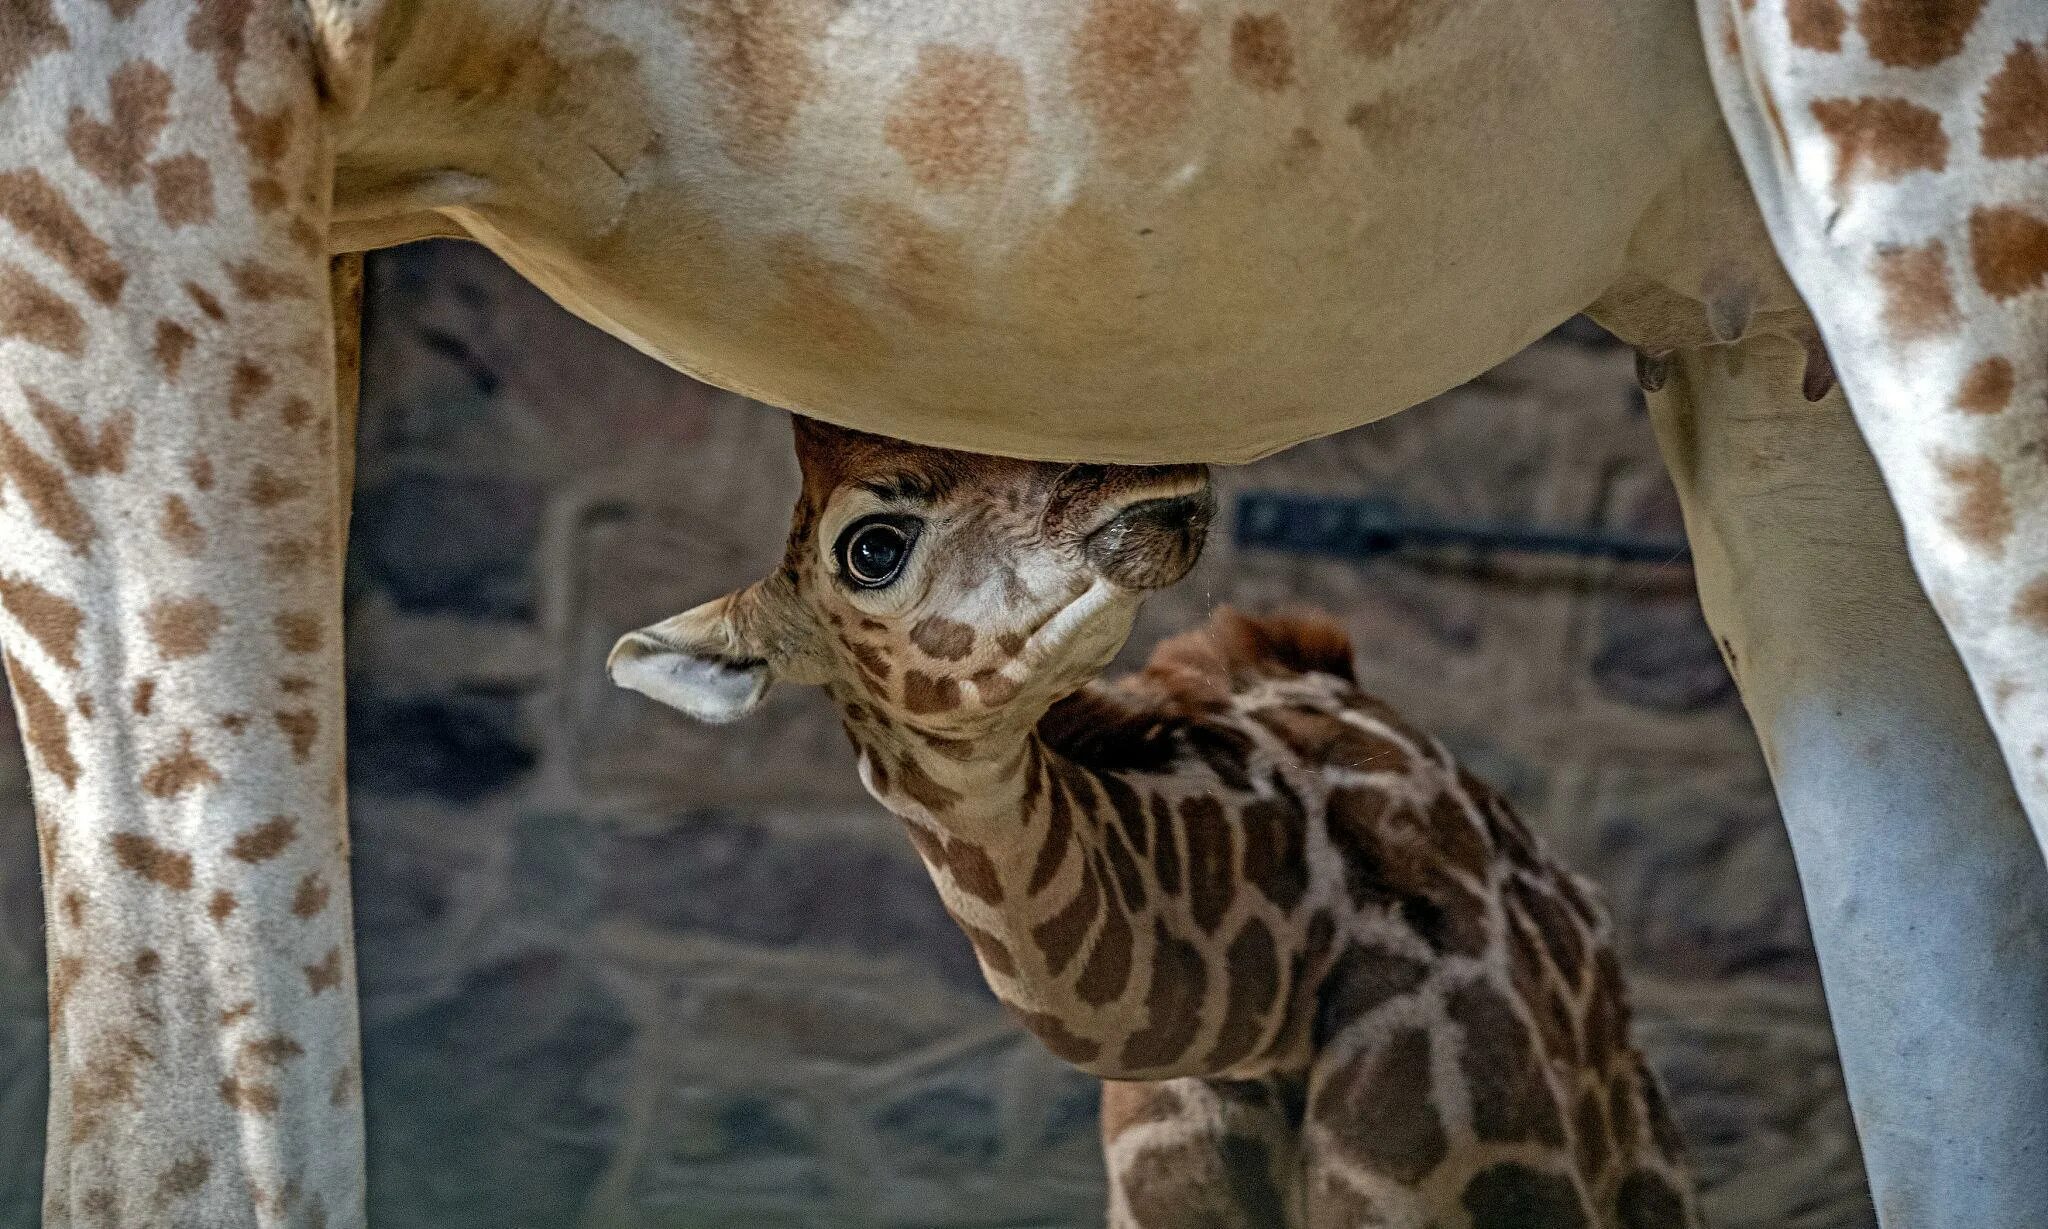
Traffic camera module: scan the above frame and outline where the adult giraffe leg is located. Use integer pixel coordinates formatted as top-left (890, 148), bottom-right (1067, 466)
top-left (1650, 334), bottom-right (2048, 1228)
top-left (0, 1), bottom-right (365, 1223)
top-left (1702, 0), bottom-right (2048, 851)
top-left (1101, 1077), bottom-right (1301, 1229)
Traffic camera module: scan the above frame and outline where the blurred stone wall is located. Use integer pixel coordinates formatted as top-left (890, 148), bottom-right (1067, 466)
top-left (0, 240), bottom-right (1875, 1227)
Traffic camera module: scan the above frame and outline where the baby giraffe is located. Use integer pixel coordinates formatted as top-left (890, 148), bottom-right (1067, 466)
top-left (611, 419), bottom-right (1700, 1229)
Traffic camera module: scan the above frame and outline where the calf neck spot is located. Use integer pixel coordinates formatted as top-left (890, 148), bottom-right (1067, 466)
top-left (908, 614), bottom-right (976, 661)
top-left (142, 730), bottom-right (220, 798)
top-left (1785, 0), bottom-right (1846, 50)
top-left (1809, 96), bottom-right (1946, 189)
top-left (1937, 453), bottom-right (2013, 552)
top-left (0, 0), bottom-right (69, 99)
top-left (1462, 1162), bottom-right (1590, 1229)
top-left (1981, 41), bottom-right (2048, 160)
top-left (66, 59), bottom-right (173, 190)
top-left (1118, 919), bottom-right (1207, 1069)
top-left (1872, 240), bottom-right (1959, 340)
top-left (884, 45), bottom-right (1029, 192)
top-left (0, 261), bottom-right (87, 356)
top-left (1955, 356), bottom-right (2014, 414)
top-left (1319, 1026), bottom-right (1446, 1183)
top-left (228, 816), bottom-right (297, 863)
top-left (1969, 205), bottom-right (2048, 300)
top-left (1855, 0), bottom-right (1985, 68)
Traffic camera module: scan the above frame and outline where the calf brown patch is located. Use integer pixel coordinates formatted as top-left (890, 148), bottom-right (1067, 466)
top-left (25, 390), bottom-right (129, 476)
top-left (1317, 1026), bottom-right (1446, 1183)
top-left (111, 832), bottom-right (194, 890)
top-left (1229, 13), bottom-right (1294, 91)
top-left (1969, 204), bottom-right (2048, 300)
top-left (1204, 916), bottom-right (1279, 1067)
top-left (1450, 978), bottom-right (1566, 1146)
top-left (1982, 42), bottom-right (2048, 160)
top-left (1075, 893), bottom-right (1134, 1005)
top-left (303, 946), bottom-right (343, 995)
top-left (1016, 1008), bottom-right (1102, 1064)
top-left (885, 45), bottom-right (1029, 191)
top-left (1461, 1162), bottom-right (1590, 1229)
top-left (275, 709), bottom-right (319, 761)
top-left (2012, 575), bottom-right (2048, 631)
top-left (228, 359), bottom-right (272, 417)
top-left (1809, 96), bottom-right (1946, 189)
top-left (960, 920), bottom-right (1017, 977)
top-left (945, 837), bottom-right (1005, 905)
top-left (1180, 795), bottom-right (1236, 932)
top-left (1855, 0), bottom-right (1985, 68)
top-left (161, 495), bottom-right (204, 556)
top-left (0, 169), bottom-right (126, 305)
top-left (908, 614), bottom-right (977, 660)
top-left (1070, 0), bottom-right (1202, 147)
top-left (1032, 862), bottom-right (1103, 974)
top-left (1872, 240), bottom-right (1959, 340)
top-left (1119, 919), bottom-right (1208, 1069)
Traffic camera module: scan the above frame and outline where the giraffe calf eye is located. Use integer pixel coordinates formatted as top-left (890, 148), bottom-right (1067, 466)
top-left (837, 516), bottom-right (919, 589)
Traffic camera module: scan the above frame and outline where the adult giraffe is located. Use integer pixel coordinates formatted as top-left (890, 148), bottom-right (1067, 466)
top-left (0, 0), bottom-right (2042, 1223)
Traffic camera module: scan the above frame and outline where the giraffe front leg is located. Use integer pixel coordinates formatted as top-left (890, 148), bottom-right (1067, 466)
top-left (0, 2), bottom-right (364, 1223)
top-left (1651, 334), bottom-right (2048, 1227)
top-left (1103, 1077), bottom-right (1303, 1229)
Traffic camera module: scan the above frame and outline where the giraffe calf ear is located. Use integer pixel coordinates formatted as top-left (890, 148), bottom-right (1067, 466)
top-left (608, 599), bottom-right (774, 724)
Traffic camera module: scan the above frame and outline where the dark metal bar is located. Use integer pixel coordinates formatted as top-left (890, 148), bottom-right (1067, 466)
top-left (1232, 492), bottom-right (1691, 564)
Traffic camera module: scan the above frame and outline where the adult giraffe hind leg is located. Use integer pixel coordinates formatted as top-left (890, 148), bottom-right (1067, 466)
top-left (1705, 0), bottom-right (2048, 852)
top-left (1102, 1077), bottom-right (1302, 1229)
top-left (1649, 333), bottom-right (2048, 1227)
top-left (0, 1), bottom-right (364, 1223)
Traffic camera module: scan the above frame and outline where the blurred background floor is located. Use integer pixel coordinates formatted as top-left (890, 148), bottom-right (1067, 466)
top-left (0, 241), bottom-right (1874, 1228)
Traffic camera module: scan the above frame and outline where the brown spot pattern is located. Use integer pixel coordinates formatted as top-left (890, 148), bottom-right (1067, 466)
top-left (1873, 240), bottom-right (1959, 340)
top-left (25, 389), bottom-right (129, 476)
top-left (908, 614), bottom-right (977, 661)
top-left (1229, 13), bottom-right (1294, 91)
top-left (1180, 794), bottom-right (1236, 932)
top-left (1334, 0), bottom-right (1443, 60)
top-left (1809, 96), bottom-right (1947, 189)
top-left (247, 464), bottom-right (308, 507)
top-left (1969, 205), bottom-right (2048, 300)
top-left (0, 260), bottom-right (86, 357)
top-left (161, 495), bottom-right (205, 556)
top-left (153, 319), bottom-right (195, 378)
top-left (151, 153), bottom-right (215, 227)
top-left (219, 1077), bottom-right (280, 1115)
top-left (1204, 916), bottom-right (1279, 1067)
top-left (0, 572), bottom-right (83, 668)
top-left (304, 946), bottom-right (342, 995)
top-left (142, 731), bottom-right (220, 798)
top-left (1856, 0), bottom-right (1985, 68)
top-left (1786, 0), bottom-right (1846, 49)
top-left (66, 59), bottom-right (172, 189)
top-left (1033, 861), bottom-right (1103, 974)
top-left (0, 169), bottom-right (126, 304)
top-left (275, 611), bottom-right (323, 653)
top-left (675, 0), bottom-right (843, 167)
top-left (208, 890), bottom-right (237, 922)
top-left (885, 45), bottom-right (1029, 191)
top-left (2013, 576), bottom-right (2048, 631)
top-left (111, 832), bottom-right (194, 891)
top-left (1938, 454), bottom-right (2013, 552)
top-left (146, 596), bottom-right (223, 661)
top-left (275, 709), bottom-right (318, 761)
top-left (4, 651), bottom-right (78, 788)
top-left (1016, 1008), bottom-right (1102, 1064)
top-left (1074, 897), bottom-right (1133, 1005)
top-left (229, 816), bottom-right (297, 863)
top-left (1070, 0), bottom-right (1201, 146)
top-left (0, 0), bottom-right (70, 99)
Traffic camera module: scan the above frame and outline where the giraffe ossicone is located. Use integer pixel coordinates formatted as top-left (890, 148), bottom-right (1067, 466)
top-left (612, 418), bottom-right (1703, 1226)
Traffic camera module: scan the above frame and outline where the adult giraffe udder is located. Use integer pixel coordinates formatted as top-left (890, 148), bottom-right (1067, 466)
top-left (336, 0), bottom-right (1727, 462)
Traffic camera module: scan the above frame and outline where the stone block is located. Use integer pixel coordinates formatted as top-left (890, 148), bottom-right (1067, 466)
top-left (363, 950), bottom-right (633, 1229)
top-left (347, 691), bottom-right (536, 802)
top-left (350, 473), bottom-right (547, 620)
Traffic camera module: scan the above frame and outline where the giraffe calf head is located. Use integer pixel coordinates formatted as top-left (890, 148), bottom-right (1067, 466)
top-left (609, 418), bottom-right (1212, 734)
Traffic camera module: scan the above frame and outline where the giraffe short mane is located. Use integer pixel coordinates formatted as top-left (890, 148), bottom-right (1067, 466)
top-left (1040, 607), bottom-right (1357, 772)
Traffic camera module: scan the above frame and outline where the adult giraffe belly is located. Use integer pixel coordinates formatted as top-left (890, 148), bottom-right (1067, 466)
top-left (350, 0), bottom-right (1721, 463)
